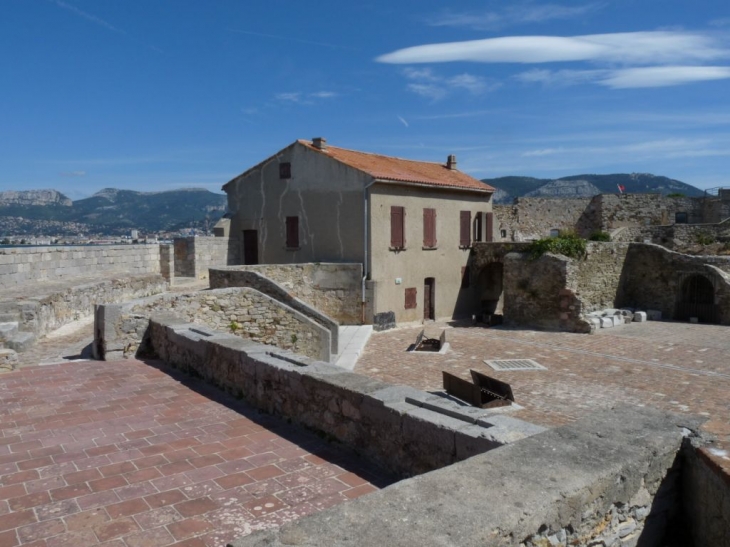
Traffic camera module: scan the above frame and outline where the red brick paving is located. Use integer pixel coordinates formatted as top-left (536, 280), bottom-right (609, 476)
top-left (0, 360), bottom-right (394, 546)
top-left (357, 320), bottom-right (730, 482)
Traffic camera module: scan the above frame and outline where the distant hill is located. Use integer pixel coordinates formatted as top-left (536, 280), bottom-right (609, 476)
top-left (483, 173), bottom-right (704, 204)
top-left (0, 188), bottom-right (227, 236)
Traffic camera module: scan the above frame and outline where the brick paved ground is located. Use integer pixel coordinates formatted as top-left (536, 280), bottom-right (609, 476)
top-left (356, 320), bottom-right (730, 476)
top-left (0, 360), bottom-right (393, 547)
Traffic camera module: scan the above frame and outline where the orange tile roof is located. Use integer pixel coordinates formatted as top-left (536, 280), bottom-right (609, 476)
top-left (298, 140), bottom-right (494, 192)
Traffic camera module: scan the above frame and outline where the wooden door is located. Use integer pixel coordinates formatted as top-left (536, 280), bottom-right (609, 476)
top-left (243, 230), bottom-right (258, 265)
top-left (424, 278), bottom-right (435, 320)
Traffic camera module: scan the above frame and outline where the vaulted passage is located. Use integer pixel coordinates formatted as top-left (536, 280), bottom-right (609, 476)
top-left (676, 274), bottom-right (718, 324)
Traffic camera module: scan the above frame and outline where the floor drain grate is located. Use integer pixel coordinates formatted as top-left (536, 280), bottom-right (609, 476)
top-left (484, 359), bottom-right (546, 371)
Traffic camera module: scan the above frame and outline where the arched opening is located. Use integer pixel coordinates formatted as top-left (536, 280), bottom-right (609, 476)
top-left (675, 274), bottom-right (717, 323)
top-left (477, 262), bottom-right (504, 323)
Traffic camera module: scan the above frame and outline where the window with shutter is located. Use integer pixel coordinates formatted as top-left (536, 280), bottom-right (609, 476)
top-left (279, 162), bottom-right (291, 179)
top-left (405, 287), bottom-right (417, 309)
top-left (390, 206), bottom-right (405, 249)
top-left (423, 208), bottom-right (436, 248)
top-left (485, 212), bottom-right (494, 242)
top-left (459, 211), bottom-right (471, 247)
top-left (285, 216), bottom-right (299, 248)
top-left (474, 213), bottom-right (483, 242)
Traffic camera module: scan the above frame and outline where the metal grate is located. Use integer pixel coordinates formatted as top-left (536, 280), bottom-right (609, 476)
top-left (484, 359), bottom-right (546, 371)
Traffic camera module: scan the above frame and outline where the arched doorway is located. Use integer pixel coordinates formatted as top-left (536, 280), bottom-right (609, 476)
top-left (675, 274), bottom-right (717, 323)
top-left (477, 262), bottom-right (504, 322)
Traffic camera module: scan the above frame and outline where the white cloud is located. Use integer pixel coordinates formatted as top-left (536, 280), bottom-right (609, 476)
top-left (377, 31), bottom-right (730, 66)
top-left (427, 3), bottom-right (604, 30)
top-left (50, 0), bottom-right (125, 35)
top-left (397, 116), bottom-right (409, 127)
top-left (309, 91), bottom-right (338, 99)
top-left (407, 83), bottom-right (447, 101)
top-left (59, 170), bottom-right (87, 177)
top-left (599, 66), bottom-right (730, 88)
top-left (274, 91), bottom-right (338, 104)
top-left (516, 66), bottom-right (730, 88)
top-left (402, 67), bottom-right (497, 100)
top-left (275, 92), bottom-right (302, 103)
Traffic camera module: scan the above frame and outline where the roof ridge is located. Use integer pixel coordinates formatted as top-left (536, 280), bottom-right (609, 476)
top-left (298, 139), bottom-right (446, 166)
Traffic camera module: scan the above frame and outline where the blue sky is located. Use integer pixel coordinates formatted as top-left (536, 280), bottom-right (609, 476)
top-left (1, 0), bottom-right (729, 199)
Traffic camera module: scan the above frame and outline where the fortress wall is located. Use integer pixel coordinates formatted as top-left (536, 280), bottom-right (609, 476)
top-left (0, 244), bottom-right (161, 289)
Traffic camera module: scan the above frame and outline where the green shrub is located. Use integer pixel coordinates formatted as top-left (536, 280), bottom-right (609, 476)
top-left (695, 232), bottom-right (715, 245)
top-left (527, 233), bottom-right (587, 260)
top-left (588, 231), bottom-right (611, 242)
top-left (667, 192), bottom-right (685, 198)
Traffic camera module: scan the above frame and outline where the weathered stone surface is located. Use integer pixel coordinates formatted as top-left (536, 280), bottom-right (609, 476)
top-left (230, 406), bottom-right (700, 547)
top-left (633, 311), bottom-right (647, 322)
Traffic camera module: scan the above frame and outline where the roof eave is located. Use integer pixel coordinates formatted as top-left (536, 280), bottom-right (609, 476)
top-left (373, 178), bottom-right (494, 194)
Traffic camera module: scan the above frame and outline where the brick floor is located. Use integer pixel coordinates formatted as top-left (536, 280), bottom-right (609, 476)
top-left (356, 319), bottom-right (730, 479)
top-left (0, 360), bottom-right (393, 547)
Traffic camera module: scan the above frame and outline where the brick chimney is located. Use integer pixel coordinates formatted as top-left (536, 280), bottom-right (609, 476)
top-left (447, 154), bottom-right (457, 170)
top-left (312, 137), bottom-right (327, 150)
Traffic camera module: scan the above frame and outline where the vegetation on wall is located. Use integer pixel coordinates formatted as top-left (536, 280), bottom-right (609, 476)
top-left (589, 231), bottom-right (611, 242)
top-left (527, 232), bottom-right (587, 260)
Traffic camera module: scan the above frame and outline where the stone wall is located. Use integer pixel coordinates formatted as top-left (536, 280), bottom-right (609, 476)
top-left (231, 406), bottom-right (698, 547)
top-left (612, 220), bottom-right (730, 250)
top-left (619, 243), bottom-right (730, 324)
top-left (173, 236), bottom-right (236, 280)
top-left (210, 263), bottom-right (362, 325)
top-left (494, 197), bottom-right (593, 241)
top-left (147, 314), bottom-right (545, 477)
top-left (0, 244), bottom-right (161, 289)
top-left (94, 287), bottom-right (331, 362)
top-left (568, 242), bottom-right (630, 312)
top-left (683, 446), bottom-right (730, 546)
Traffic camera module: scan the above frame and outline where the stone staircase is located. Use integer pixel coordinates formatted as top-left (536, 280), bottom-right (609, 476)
top-left (0, 318), bottom-right (31, 370)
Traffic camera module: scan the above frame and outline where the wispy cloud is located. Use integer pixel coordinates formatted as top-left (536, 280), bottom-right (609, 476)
top-left (397, 116), bottom-right (409, 127)
top-left (517, 66), bottom-right (730, 88)
top-left (378, 31), bottom-right (729, 65)
top-left (59, 170), bottom-right (86, 177)
top-left (426, 3), bottom-right (604, 31)
top-left (50, 0), bottom-right (125, 35)
top-left (403, 67), bottom-right (499, 100)
top-left (274, 91), bottom-right (339, 104)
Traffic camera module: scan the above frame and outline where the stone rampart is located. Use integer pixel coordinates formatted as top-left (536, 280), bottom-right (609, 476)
top-left (210, 263), bottom-right (362, 325)
top-left (173, 236), bottom-right (236, 280)
top-left (568, 242), bottom-right (630, 312)
top-left (230, 406), bottom-right (700, 547)
top-left (619, 243), bottom-right (730, 324)
top-left (0, 244), bottom-right (161, 289)
top-left (683, 446), bottom-right (730, 546)
top-left (494, 197), bottom-right (593, 241)
top-left (147, 314), bottom-right (545, 477)
top-left (94, 287), bottom-right (331, 362)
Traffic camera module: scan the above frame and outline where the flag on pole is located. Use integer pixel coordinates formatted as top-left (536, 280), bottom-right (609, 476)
top-left (617, 184), bottom-right (626, 194)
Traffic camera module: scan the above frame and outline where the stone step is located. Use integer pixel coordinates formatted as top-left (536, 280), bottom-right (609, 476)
top-left (0, 348), bottom-right (18, 372)
top-left (0, 322), bottom-right (19, 342)
top-left (5, 331), bottom-right (36, 353)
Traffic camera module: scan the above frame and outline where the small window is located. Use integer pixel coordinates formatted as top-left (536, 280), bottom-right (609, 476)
top-left (500, 229), bottom-right (507, 239)
top-left (459, 211), bottom-right (471, 247)
top-left (279, 162), bottom-right (291, 179)
top-left (286, 216), bottom-right (299, 248)
top-left (461, 266), bottom-right (470, 289)
top-left (405, 287), bottom-right (417, 309)
top-left (474, 214), bottom-right (483, 242)
top-left (549, 229), bottom-right (560, 238)
top-left (675, 212), bottom-right (688, 224)
top-left (423, 208), bottom-right (437, 248)
top-left (391, 206), bottom-right (406, 249)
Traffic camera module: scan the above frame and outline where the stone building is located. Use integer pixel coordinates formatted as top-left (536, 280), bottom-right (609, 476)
top-left (223, 138), bottom-right (496, 324)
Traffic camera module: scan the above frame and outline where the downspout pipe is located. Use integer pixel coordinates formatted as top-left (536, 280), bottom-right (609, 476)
top-left (362, 179), bottom-right (377, 324)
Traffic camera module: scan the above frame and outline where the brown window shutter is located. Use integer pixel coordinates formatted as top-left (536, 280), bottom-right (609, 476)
top-left (474, 213), bottom-right (483, 242)
top-left (459, 211), bottom-right (471, 247)
top-left (461, 266), bottom-right (470, 289)
top-left (391, 206), bottom-right (405, 248)
top-left (423, 208), bottom-right (436, 247)
top-left (286, 216), bottom-right (299, 248)
top-left (405, 287), bottom-right (417, 309)
top-left (485, 212), bottom-right (494, 242)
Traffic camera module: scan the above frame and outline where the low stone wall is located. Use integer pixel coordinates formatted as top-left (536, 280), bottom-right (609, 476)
top-left (0, 274), bottom-right (167, 341)
top-left (683, 446), bottom-right (730, 546)
top-left (620, 243), bottom-right (730, 324)
top-left (0, 244), bottom-right (161, 289)
top-left (147, 314), bottom-right (545, 477)
top-left (210, 263), bottom-right (362, 325)
top-left (173, 236), bottom-right (237, 280)
top-left (612, 221), bottom-right (730, 250)
top-left (94, 287), bottom-right (331, 362)
top-left (231, 406), bottom-right (699, 547)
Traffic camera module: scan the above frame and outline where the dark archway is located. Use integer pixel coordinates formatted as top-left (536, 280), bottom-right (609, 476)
top-left (675, 274), bottom-right (717, 323)
top-left (477, 262), bottom-right (504, 321)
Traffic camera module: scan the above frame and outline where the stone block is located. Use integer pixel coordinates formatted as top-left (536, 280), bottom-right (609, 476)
top-left (0, 322), bottom-right (18, 341)
top-left (600, 316), bottom-right (614, 328)
top-left (6, 331), bottom-right (36, 352)
top-left (646, 310), bottom-right (662, 321)
top-left (633, 311), bottom-right (647, 322)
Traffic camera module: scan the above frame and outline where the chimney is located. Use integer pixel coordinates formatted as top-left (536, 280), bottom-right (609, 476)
top-left (312, 137), bottom-right (327, 150)
top-left (447, 154), bottom-right (457, 170)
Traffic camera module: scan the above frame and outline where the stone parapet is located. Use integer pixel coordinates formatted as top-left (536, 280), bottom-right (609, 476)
top-left (146, 314), bottom-right (545, 478)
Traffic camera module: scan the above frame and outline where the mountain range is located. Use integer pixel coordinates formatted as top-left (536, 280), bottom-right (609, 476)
top-left (482, 173), bottom-right (704, 204)
top-left (0, 188), bottom-right (227, 236)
